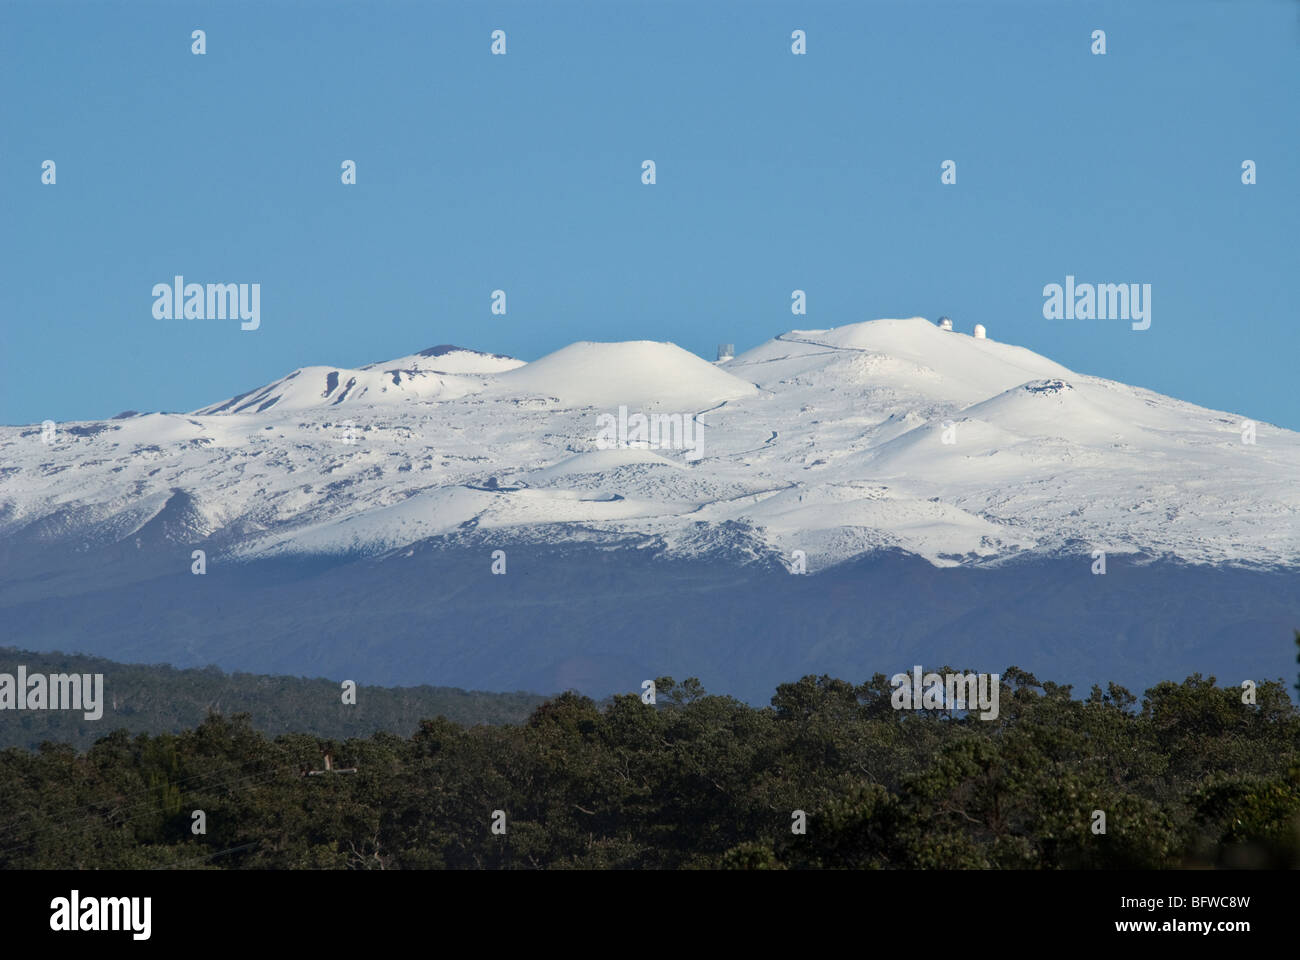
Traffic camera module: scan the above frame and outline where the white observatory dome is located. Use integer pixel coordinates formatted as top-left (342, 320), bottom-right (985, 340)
top-left (973, 324), bottom-right (987, 339)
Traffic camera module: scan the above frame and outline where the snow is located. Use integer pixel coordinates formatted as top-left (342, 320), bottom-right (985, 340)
top-left (193, 364), bottom-right (489, 414)
top-left (489, 341), bottom-right (760, 409)
top-left (2, 318), bottom-right (1297, 571)
top-left (738, 317), bottom-right (1074, 404)
top-left (361, 345), bottom-right (525, 376)
top-left (527, 448), bottom-right (688, 481)
top-left (195, 346), bottom-right (523, 415)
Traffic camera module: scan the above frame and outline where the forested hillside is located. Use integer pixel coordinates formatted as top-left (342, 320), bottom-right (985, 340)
top-left (0, 647), bottom-right (546, 750)
top-left (1, 639), bottom-right (1297, 869)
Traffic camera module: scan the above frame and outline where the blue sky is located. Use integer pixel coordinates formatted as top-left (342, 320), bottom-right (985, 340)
top-left (2, 0), bottom-right (1297, 428)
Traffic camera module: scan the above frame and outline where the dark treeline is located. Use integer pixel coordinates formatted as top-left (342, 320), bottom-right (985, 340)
top-left (0, 647), bottom-right (546, 751)
top-left (1, 644), bottom-right (1298, 869)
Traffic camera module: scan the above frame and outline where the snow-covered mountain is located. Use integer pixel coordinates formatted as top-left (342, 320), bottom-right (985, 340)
top-left (3, 318), bottom-right (1298, 571)
top-left (3, 317), bottom-right (1297, 702)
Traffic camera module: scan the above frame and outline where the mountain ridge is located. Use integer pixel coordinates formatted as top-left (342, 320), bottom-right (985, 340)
top-left (2, 317), bottom-right (1297, 572)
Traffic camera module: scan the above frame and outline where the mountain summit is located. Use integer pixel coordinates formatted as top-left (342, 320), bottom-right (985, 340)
top-left (3, 318), bottom-right (1297, 571)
